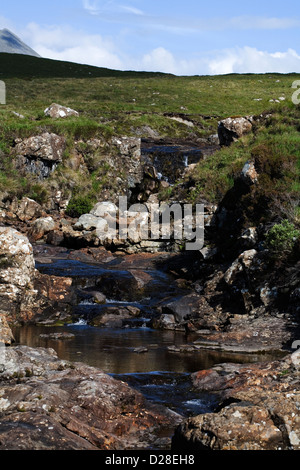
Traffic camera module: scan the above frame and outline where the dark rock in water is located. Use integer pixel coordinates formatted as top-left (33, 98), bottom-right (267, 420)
top-left (141, 140), bottom-right (218, 185)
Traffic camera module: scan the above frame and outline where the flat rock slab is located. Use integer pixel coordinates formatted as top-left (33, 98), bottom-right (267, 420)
top-left (192, 315), bottom-right (294, 354)
top-left (0, 345), bottom-right (181, 450)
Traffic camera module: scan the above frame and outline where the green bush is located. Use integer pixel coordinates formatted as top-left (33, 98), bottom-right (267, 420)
top-left (265, 219), bottom-right (300, 255)
top-left (65, 194), bottom-right (95, 218)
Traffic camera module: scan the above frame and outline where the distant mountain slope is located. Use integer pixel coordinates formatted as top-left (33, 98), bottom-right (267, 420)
top-left (0, 52), bottom-right (170, 79)
top-left (0, 29), bottom-right (40, 57)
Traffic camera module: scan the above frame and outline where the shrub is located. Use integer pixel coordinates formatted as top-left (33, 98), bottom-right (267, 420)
top-left (65, 194), bottom-right (95, 218)
top-left (265, 219), bottom-right (300, 255)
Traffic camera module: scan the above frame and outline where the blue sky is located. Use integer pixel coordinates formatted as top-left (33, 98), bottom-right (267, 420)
top-left (1, 0), bottom-right (300, 74)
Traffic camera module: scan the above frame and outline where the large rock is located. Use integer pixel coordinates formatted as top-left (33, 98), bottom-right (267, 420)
top-left (193, 315), bottom-right (293, 354)
top-left (0, 345), bottom-right (180, 450)
top-left (14, 133), bottom-right (66, 180)
top-left (73, 214), bottom-right (100, 231)
top-left (7, 197), bottom-right (44, 222)
top-left (44, 103), bottom-right (79, 119)
top-left (28, 216), bottom-right (57, 242)
top-left (218, 116), bottom-right (253, 146)
top-left (173, 353), bottom-right (300, 450)
top-left (224, 249), bottom-right (257, 285)
top-left (0, 227), bottom-right (36, 321)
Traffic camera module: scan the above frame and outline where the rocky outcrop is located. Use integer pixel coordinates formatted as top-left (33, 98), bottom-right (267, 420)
top-left (0, 345), bottom-right (180, 450)
top-left (172, 350), bottom-right (300, 450)
top-left (0, 227), bottom-right (77, 325)
top-left (0, 227), bottom-right (36, 322)
top-left (14, 133), bottom-right (66, 180)
top-left (111, 136), bottom-right (143, 190)
top-left (61, 199), bottom-right (183, 253)
top-left (5, 197), bottom-right (45, 222)
top-left (218, 116), bottom-right (253, 146)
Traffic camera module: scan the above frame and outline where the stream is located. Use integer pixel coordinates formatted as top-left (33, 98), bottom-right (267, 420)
top-left (12, 251), bottom-right (276, 422)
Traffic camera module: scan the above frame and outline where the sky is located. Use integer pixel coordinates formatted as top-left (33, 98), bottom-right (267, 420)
top-left (1, 0), bottom-right (300, 75)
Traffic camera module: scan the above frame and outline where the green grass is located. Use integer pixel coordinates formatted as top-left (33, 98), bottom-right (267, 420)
top-left (0, 53), bottom-right (299, 220)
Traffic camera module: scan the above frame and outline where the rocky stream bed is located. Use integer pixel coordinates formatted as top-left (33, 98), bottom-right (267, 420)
top-left (0, 114), bottom-right (299, 451)
top-left (0, 234), bottom-right (299, 451)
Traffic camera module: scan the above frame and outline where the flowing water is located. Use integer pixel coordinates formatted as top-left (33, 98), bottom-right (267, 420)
top-left (12, 254), bottom-right (275, 419)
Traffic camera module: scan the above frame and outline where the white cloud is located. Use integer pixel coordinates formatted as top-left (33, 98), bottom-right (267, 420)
top-left (208, 46), bottom-right (300, 75)
top-left (23, 22), bottom-right (123, 70)
top-left (136, 46), bottom-right (300, 76)
top-left (0, 16), bottom-right (15, 30)
top-left (141, 47), bottom-right (177, 74)
top-left (83, 0), bottom-right (145, 17)
top-left (82, 0), bottom-right (101, 16)
top-left (120, 5), bottom-right (144, 16)
top-left (17, 21), bottom-right (300, 76)
top-left (229, 16), bottom-right (300, 30)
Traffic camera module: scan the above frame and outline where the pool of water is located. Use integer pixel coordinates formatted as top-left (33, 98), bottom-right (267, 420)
top-left (12, 322), bottom-right (273, 418)
top-left (15, 254), bottom-right (280, 421)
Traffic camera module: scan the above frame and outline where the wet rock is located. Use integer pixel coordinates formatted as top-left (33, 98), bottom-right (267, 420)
top-left (89, 305), bottom-right (141, 328)
top-left (173, 353), bottom-right (300, 450)
top-left (134, 347), bottom-right (148, 354)
top-left (193, 315), bottom-right (293, 353)
top-left (154, 314), bottom-right (177, 330)
top-left (162, 294), bottom-right (204, 323)
top-left (92, 292), bottom-right (107, 304)
top-left (160, 293), bottom-right (228, 332)
top-left (0, 345), bottom-right (180, 450)
top-left (32, 272), bottom-right (76, 325)
top-left (44, 103), bottom-right (79, 119)
top-left (218, 116), bottom-right (253, 146)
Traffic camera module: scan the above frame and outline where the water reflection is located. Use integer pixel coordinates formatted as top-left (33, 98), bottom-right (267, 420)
top-left (12, 324), bottom-right (279, 374)
top-left (12, 324), bottom-right (283, 417)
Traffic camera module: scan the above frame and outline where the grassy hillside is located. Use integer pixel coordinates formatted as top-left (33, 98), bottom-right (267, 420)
top-left (0, 53), bottom-right (299, 227)
top-left (0, 52), bottom-right (168, 78)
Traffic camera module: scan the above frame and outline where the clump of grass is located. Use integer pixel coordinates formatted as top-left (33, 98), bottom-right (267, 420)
top-left (265, 219), bottom-right (300, 256)
top-left (65, 194), bottom-right (95, 218)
